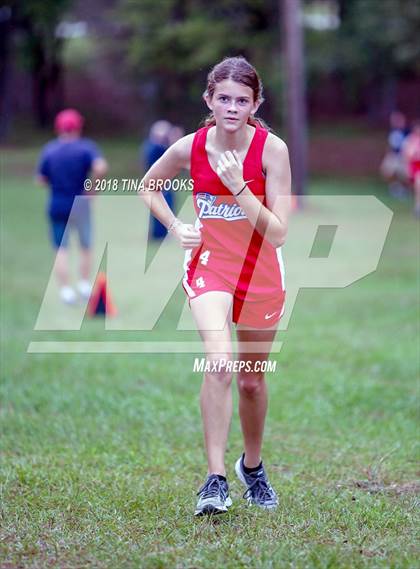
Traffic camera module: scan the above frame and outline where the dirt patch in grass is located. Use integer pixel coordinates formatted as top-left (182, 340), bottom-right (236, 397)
top-left (336, 478), bottom-right (420, 496)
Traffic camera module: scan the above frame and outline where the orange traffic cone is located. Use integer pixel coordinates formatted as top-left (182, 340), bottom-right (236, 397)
top-left (87, 272), bottom-right (117, 317)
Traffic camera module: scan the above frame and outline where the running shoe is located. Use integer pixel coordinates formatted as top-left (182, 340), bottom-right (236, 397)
top-left (77, 280), bottom-right (92, 300)
top-left (235, 453), bottom-right (278, 510)
top-left (59, 286), bottom-right (77, 305)
top-left (194, 474), bottom-right (232, 516)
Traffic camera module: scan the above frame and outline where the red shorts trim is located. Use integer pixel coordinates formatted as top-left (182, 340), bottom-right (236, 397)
top-left (182, 264), bottom-right (285, 329)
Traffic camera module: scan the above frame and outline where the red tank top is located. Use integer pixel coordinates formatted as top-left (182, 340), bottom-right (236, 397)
top-left (189, 124), bottom-right (285, 297)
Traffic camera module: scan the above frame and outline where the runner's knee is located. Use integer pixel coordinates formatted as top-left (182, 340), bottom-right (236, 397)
top-left (204, 352), bottom-right (233, 386)
top-left (237, 370), bottom-right (264, 396)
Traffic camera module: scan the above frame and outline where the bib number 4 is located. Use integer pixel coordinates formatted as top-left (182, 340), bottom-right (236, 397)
top-left (196, 277), bottom-right (206, 289)
top-left (199, 250), bottom-right (211, 266)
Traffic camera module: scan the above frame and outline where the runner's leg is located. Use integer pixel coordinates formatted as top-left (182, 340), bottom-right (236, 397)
top-left (55, 247), bottom-right (70, 287)
top-left (235, 322), bottom-right (278, 468)
top-left (80, 248), bottom-right (91, 281)
top-left (190, 291), bottom-right (234, 477)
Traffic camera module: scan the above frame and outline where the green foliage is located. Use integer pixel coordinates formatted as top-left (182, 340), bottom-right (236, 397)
top-left (115, 0), bottom-right (282, 126)
top-left (8, 0), bottom-right (74, 126)
top-left (15, 0), bottom-right (73, 68)
top-left (119, 0), bottom-right (273, 73)
top-left (303, 0), bottom-right (420, 115)
top-left (20, 0), bottom-right (71, 27)
top-left (115, 0), bottom-right (420, 125)
top-left (305, 0), bottom-right (420, 94)
top-left (341, 0), bottom-right (420, 75)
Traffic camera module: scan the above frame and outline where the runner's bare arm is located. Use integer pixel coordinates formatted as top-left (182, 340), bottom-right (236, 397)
top-left (139, 133), bottom-right (193, 227)
top-left (35, 174), bottom-right (49, 186)
top-left (233, 134), bottom-right (291, 248)
top-left (85, 158), bottom-right (109, 200)
top-left (92, 157), bottom-right (108, 178)
top-left (261, 135), bottom-right (292, 245)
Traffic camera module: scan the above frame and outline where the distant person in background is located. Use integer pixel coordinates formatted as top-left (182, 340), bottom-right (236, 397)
top-left (380, 111), bottom-right (410, 198)
top-left (143, 120), bottom-right (173, 239)
top-left (168, 124), bottom-right (185, 146)
top-left (403, 121), bottom-right (420, 218)
top-left (37, 109), bottom-right (108, 304)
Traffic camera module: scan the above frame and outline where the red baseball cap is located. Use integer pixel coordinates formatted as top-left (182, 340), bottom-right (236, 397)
top-left (54, 109), bottom-right (84, 134)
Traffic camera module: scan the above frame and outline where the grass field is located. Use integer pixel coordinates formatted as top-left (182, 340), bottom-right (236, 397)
top-left (1, 139), bottom-right (419, 568)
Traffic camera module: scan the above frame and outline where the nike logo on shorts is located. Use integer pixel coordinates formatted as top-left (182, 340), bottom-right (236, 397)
top-left (264, 311), bottom-right (278, 320)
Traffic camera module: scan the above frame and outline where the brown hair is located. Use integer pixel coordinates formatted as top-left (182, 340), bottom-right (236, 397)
top-left (202, 56), bottom-right (269, 129)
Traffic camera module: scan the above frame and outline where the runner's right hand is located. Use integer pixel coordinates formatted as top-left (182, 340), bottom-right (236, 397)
top-left (172, 223), bottom-right (202, 249)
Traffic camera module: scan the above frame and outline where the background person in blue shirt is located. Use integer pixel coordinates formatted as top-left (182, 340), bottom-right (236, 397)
top-left (379, 110), bottom-right (411, 198)
top-left (37, 109), bottom-right (108, 304)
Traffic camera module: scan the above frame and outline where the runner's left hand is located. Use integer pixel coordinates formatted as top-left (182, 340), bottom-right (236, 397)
top-left (216, 150), bottom-right (244, 195)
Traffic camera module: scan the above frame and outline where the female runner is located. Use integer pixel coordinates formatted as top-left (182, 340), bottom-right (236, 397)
top-left (139, 56), bottom-right (291, 516)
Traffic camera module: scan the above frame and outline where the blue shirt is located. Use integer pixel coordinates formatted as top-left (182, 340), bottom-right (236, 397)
top-left (38, 137), bottom-right (101, 217)
top-left (143, 140), bottom-right (168, 170)
top-left (388, 128), bottom-right (410, 154)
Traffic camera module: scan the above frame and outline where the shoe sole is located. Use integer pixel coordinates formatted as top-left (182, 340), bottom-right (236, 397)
top-left (234, 457), bottom-right (278, 510)
top-left (194, 496), bottom-right (232, 517)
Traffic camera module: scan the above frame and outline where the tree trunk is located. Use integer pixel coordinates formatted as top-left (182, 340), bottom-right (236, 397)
top-left (0, 11), bottom-right (13, 140)
top-left (282, 0), bottom-right (307, 199)
top-left (32, 35), bottom-right (49, 127)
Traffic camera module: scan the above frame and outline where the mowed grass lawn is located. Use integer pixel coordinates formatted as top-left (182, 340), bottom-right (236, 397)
top-left (1, 138), bottom-right (419, 568)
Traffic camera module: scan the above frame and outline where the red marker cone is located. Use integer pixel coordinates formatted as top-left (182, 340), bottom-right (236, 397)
top-left (87, 272), bottom-right (117, 317)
